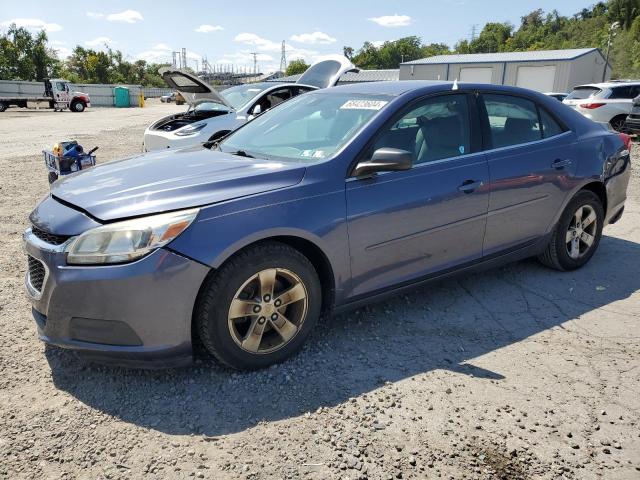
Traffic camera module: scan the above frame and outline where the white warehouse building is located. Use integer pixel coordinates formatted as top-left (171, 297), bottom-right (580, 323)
top-left (399, 48), bottom-right (611, 93)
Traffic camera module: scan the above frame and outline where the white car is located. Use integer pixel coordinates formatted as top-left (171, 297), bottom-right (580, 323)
top-left (563, 81), bottom-right (640, 132)
top-left (143, 55), bottom-right (357, 152)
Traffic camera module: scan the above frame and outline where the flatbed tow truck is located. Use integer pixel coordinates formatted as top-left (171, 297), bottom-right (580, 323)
top-left (0, 78), bottom-right (90, 112)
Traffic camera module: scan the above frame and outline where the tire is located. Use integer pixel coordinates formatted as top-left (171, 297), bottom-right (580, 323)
top-left (48, 172), bottom-right (58, 184)
top-left (0, 102), bottom-right (7, 112)
top-left (195, 241), bottom-right (322, 370)
top-left (71, 101), bottom-right (85, 112)
top-left (538, 190), bottom-right (604, 271)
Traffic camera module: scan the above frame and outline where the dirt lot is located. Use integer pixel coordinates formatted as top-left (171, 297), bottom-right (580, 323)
top-left (0, 103), bottom-right (639, 480)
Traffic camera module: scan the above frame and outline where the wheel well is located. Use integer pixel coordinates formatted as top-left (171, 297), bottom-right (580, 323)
top-left (610, 114), bottom-right (627, 127)
top-left (581, 181), bottom-right (607, 213)
top-left (267, 236), bottom-right (335, 314)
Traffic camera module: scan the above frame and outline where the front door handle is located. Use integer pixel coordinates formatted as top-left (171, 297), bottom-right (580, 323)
top-left (458, 179), bottom-right (482, 193)
top-left (552, 158), bottom-right (572, 170)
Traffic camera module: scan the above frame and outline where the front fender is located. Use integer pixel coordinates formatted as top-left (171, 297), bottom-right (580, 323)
top-left (167, 181), bottom-right (351, 303)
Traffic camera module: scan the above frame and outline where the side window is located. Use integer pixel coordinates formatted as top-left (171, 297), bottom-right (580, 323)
top-left (373, 94), bottom-right (471, 164)
top-left (609, 85), bottom-right (640, 100)
top-left (253, 88), bottom-right (292, 114)
top-left (539, 108), bottom-right (565, 138)
top-left (483, 94), bottom-right (541, 148)
top-left (56, 82), bottom-right (66, 91)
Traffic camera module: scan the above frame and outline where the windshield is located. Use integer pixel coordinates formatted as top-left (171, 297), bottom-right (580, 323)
top-left (566, 87), bottom-right (601, 100)
top-left (220, 83), bottom-right (271, 110)
top-left (193, 102), bottom-right (229, 113)
top-left (220, 92), bottom-right (391, 162)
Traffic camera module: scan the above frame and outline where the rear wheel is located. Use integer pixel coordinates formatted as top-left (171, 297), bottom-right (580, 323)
top-left (538, 190), bottom-right (604, 271)
top-left (0, 102), bottom-right (7, 112)
top-left (195, 242), bottom-right (321, 370)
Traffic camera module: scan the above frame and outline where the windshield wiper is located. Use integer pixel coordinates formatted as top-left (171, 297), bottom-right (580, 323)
top-left (229, 150), bottom-right (255, 158)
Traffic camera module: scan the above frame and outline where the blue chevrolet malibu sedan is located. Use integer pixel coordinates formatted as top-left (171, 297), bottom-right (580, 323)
top-left (25, 81), bottom-right (631, 370)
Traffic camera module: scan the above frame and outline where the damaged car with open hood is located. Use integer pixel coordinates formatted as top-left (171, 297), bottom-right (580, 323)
top-left (143, 55), bottom-right (357, 152)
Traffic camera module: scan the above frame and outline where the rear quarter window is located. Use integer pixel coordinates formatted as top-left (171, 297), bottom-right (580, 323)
top-left (539, 108), bottom-right (565, 138)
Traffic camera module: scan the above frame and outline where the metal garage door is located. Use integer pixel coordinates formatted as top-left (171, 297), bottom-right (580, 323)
top-left (516, 65), bottom-right (556, 92)
top-left (459, 67), bottom-right (493, 84)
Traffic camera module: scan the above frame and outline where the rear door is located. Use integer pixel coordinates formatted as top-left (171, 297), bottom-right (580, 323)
top-left (345, 92), bottom-right (489, 298)
top-left (479, 92), bottom-right (577, 255)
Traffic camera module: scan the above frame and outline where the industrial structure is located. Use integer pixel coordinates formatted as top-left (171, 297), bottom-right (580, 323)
top-left (399, 48), bottom-right (611, 92)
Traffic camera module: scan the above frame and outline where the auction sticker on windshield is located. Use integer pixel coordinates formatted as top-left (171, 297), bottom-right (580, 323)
top-left (340, 100), bottom-right (388, 110)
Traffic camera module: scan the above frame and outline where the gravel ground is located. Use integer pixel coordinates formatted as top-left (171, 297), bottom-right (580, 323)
top-left (0, 103), bottom-right (639, 480)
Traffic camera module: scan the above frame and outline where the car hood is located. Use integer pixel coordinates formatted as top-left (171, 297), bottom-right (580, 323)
top-left (159, 67), bottom-right (234, 110)
top-left (50, 147), bottom-right (306, 221)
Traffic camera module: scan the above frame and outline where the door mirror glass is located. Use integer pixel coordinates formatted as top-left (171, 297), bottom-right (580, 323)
top-left (252, 104), bottom-right (262, 116)
top-left (353, 148), bottom-right (413, 177)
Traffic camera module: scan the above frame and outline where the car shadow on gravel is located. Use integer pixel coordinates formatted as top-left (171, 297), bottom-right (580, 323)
top-left (46, 234), bottom-right (640, 437)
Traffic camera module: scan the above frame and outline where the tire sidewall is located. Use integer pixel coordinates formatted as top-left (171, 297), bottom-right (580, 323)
top-left (554, 191), bottom-right (604, 270)
top-left (199, 247), bottom-right (321, 370)
top-left (72, 101), bottom-right (85, 112)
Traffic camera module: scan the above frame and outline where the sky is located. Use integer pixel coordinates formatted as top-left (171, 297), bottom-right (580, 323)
top-left (1, 0), bottom-right (596, 73)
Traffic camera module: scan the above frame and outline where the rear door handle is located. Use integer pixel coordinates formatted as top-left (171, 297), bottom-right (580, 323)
top-left (552, 158), bottom-right (572, 170)
top-left (458, 179), bottom-right (482, 193)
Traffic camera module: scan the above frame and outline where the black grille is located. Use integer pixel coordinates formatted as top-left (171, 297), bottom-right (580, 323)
top-left (31, 225), bottom-right (70, 245)
top-left (27, 255), bottom-right (46, 292)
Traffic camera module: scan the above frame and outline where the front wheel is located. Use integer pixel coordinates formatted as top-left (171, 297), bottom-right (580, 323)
top-left (0, 102), bottom-right (7, 112)
top-left (71, 101), bottom-right (85, 112)
top-left (195, 242), bottom-right (321, 370)
top-left (538, 190), bottom-right (604, 271)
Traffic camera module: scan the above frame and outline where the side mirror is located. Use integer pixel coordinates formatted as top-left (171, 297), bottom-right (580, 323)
top-left (252, 104), bottom-right (262, 115)
top-left (353, 148), bottom-right (413, 177)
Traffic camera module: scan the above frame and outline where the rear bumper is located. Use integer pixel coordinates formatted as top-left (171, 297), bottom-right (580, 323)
top-left (24, 228), bottom-right (210, 368)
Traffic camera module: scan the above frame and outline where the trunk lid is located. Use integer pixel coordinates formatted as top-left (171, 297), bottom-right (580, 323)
top-left (296, 55), bottom-right (358, 89)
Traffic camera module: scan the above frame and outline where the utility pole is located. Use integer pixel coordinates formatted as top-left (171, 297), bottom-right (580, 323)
top-left (279, 40), bottom-right (287, 73)
top-left (470, 24), bottom-right (478, 41)
top-left (603, 21), bottom-right (619, 82)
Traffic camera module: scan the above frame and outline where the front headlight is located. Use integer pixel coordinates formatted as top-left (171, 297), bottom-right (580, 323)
top-left (66, 208), bottom-right (199, 265)
top-left (175, 123), bottom-right (207, 136)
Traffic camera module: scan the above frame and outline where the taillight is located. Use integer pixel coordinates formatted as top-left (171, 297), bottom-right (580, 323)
top-left (619, 133), bottom-right (631, 150)
top-left (579, 102), bottom-right (606, 109)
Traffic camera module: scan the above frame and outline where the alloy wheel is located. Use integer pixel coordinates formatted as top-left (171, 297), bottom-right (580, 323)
top-left (227, 268), bottom-right (308, 354)
top-left (565, 205), bottom-right (597, 259)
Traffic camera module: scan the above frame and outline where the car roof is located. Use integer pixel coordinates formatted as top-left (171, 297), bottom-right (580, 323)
top-left (573, 81), bottom-right (640, 89)
top-left (311, 80), bottom-right (553, 98)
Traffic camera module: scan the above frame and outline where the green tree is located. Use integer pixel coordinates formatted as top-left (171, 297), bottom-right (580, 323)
top-left (0, 24), bottom-right (58, 80)
top-left (285, 59), bottom-right (309, 76)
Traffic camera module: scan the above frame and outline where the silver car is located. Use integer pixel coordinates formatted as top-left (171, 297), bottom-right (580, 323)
top-left (143, 55), bottom-right (357, 152)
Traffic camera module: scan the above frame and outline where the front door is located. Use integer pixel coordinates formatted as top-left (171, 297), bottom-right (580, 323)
top-left (345, 93), bottom-right (489, 298)
top-left (479, 92), bottom-right (577, 255)
top-left (55, 81), bottom-right (70, 106)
